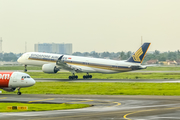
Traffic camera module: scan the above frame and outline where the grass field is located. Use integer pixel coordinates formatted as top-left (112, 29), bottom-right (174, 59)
top-left (1, 66), bottom-right (180, 96)
top-left (27, 72), bottom-right (180, 79)
top-left (144, 66), bottom-right (180, 71)
top-left (1, 66), bottom-right (180, 79)
top-left (0, 103), bottom-right (90, 112)
top-left (0, 66), bottom-right (41, 70)
top-left (3, 82), bottom-right (180, 96)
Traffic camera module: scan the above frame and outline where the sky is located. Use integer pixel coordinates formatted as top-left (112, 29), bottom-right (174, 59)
top-left (0, 0), bottom-right (180, 53)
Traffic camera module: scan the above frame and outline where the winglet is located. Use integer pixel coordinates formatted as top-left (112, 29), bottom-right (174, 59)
top-left (127, 43), bottom-right (151, 63)
top-left (56, 55), bottom-right (64, 65)
top-left (58, 55), bottom-right (64, 60)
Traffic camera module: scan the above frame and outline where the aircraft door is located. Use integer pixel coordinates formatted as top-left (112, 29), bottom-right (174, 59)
top-left (9, 72), bottom-right (18, 88)
top-left (86, 60), bottom-right (89, 66)
top-left (116, 63), bottom-right (119, 70)
top-left (12, 73), bottom-right (17, 83)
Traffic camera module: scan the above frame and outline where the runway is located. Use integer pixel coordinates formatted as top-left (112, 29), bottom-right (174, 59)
top-left (1, 94), bottom-right (180, 120)
top-left (35, 78), bottom-right (180, 83)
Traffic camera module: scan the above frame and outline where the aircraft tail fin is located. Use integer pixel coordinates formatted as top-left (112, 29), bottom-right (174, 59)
top-left (127, 43), bottom-right (151, 63)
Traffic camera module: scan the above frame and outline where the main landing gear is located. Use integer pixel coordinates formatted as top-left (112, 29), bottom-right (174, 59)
top-left (24, 65), bottom-right (27, 72)
top-left (17, 87), bottom-right (22, 95)
top-left (68, 73), bottom-right (92, 80)
top-left (83, 73), bottom-right (92, 79)
top-left (69, 73), bottom-right (78, 80)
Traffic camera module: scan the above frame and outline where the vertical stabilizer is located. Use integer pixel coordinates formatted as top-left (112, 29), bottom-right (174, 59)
top-left (127, 43), bottom-right (151, 63)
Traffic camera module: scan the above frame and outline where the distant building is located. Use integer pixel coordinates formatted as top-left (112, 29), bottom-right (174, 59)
top-left (34, 43), bottom-right (72, 55)
top-left (176, 60), bottom-right (180, 65)
top-left (146, 60), bottom-right (159, 64)
top-left (166, 60), bottom-right (177, 65)
top-left (159, 60), bottom-right (177, 65)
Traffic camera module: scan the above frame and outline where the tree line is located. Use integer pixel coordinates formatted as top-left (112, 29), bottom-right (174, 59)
top-left (73, 50), bottom-right (180, 63)
top-left (0, 53), bottom-right (22, 62)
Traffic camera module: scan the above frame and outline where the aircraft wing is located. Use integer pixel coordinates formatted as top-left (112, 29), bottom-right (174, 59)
top-left (56, 55), bottom-right (82, 72)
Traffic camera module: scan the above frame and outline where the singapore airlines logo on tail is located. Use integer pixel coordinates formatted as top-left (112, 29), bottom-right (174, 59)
top-left (132, 47), bottom-right (143, 62)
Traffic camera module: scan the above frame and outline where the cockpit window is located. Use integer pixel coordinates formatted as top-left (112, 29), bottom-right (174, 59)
top-left (21, 76), bottom-right (31, 79)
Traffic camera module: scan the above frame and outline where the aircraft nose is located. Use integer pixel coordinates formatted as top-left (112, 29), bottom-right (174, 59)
top-left (28, 78), bottom-right (36, 86)
top-left (17, 57), bottom-right (21, 63)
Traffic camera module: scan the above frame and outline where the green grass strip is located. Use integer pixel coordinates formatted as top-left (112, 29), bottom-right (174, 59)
top-left (3, 82), bottom-right (180, 96)
top-left (0, 103), bottom-right (90, 112)
top-left (0, 66), bottom-right (41, 70)
top-left (143, 66), bottom-right (180, 71)
top-left (27, 72), bottom-right (180, 79)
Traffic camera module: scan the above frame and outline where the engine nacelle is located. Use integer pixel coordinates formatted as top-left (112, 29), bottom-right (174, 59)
top-left (42, 64), bottom-right (59, 73)
top-left (2, 88), bottom-right (16, 92)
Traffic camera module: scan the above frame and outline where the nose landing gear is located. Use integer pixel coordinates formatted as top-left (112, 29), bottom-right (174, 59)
top-left (24, 65), bottom-right (27, 72)
top-left (17, 87), bottom-right (21, 95)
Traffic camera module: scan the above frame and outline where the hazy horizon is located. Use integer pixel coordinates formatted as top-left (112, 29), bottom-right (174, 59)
top-left (1, 0), bottom-right (180, 53)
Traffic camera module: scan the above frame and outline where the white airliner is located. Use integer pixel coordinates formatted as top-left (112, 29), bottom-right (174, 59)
top-left (0, 72), bottom-right (35, 95)
top-left (18, 43), bottom-right (151, 79)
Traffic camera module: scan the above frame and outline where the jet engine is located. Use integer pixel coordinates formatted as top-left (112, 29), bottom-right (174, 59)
top-left (42, 64), bottom-right (59, 73)
top-left (2, 88), bottom-right (16, 92)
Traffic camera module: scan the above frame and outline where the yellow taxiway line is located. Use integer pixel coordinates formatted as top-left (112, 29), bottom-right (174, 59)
top-left (113, 102), bottom-right (121, 107)
top-left (29, 98), bottom-right (54, 103)
top-left (0, 97), bottom-right (7, 99)
top-left (65, 100), bottom-right (94, 104)
top-left (123, 106), bottom-right (180, 120)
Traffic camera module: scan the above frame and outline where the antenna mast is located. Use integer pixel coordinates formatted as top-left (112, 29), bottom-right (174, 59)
top-left (0, 37), bottom-right (2, 53)
top-left (25, 42), bottom-right (27, 53)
